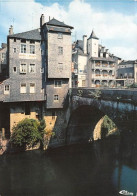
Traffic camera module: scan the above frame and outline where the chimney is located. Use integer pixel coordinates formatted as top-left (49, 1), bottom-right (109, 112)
top-left (40, 14), bottom-right (45, 28)
top-left (83, 35), bottom-right (87, 54)
top-left (9, 25), bottom-right (14, 35)
top-left (106, 49), bottom-right (109, 58)
top-left (49, 16), bottom-right (51, 21)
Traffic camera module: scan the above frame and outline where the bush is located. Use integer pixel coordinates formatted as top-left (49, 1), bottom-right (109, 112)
top-left (11, 118), bottom-right (45, 148)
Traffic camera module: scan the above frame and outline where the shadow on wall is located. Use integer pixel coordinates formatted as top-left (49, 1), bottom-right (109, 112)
top-left (44, 93), bottom-right (70, 149)
top-left (66, 105), bottom-right (105, 145)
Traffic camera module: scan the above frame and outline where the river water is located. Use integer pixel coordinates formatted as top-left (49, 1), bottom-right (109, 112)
top-left (0, 134), bottom-right (136, 196)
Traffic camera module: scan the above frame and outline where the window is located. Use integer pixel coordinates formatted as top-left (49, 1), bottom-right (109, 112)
top-left (54, 80), bottom-right (62, 88)
top-left (54, 95), bottom-right (59, 101)
top-left (30, 40), bottom-right (35, 44)
top-left (20, 83), bottom-right (26, 93)
top-left (13, 48), bottom-right (16, 53)
top-left (2, 53), bottom-right (5, 59)
top-left (4, 85), bottom-right (10, 95)
top-left (30, 83), bottom-right (35, 93)
top-left (58, 47), bottom-right (63, 55)
top-left (82, 80), bottom-right (86, 87)
top-left (58, 63), bottom-right (63, 71)
top-left (58, 33), bottom-right (63, 39)
top-left (40, 68), bottom-right (44, 73)
top-left (20, 64), bottom-right (27, 73)
top-left (29, 64), bottom-right (36, 73)
top-left (21, 39), bottom-right (26, 43)
top-left (25, 102), bottom-right (30, 115)
top-left (30, 45), bottom-right (35, 54)
top-left (13, 67), bottom-right (17, 73)
top-left (21, 44), bottom-right (26, 53)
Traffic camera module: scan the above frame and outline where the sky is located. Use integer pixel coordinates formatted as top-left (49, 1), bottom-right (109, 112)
top-left (0, 0), bottom-right (137, 60)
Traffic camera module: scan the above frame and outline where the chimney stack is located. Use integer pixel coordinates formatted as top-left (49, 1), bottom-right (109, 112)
top-left (40, 14), bottom-right (45, 28)
top-left (83, 35), bottom-right (87, 54)
top-left (9, 25), bottom-right (14, 35)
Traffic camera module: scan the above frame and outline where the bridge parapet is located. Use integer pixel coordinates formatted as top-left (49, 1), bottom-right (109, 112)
top-left (70, 88), bottom-right (137, 104)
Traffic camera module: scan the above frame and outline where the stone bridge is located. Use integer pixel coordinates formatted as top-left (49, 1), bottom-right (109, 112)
top-left (63, 88), bottom-right (137, 145)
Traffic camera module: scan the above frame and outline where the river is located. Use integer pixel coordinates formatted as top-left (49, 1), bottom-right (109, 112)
top-left (0, 133), bottom-right (136, 196)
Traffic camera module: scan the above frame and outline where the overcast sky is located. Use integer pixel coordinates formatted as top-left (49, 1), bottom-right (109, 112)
top-left (0, 0), bottom-right (137, 59)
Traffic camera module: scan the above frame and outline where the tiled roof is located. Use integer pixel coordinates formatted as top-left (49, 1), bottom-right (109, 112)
top-left (46, 18), bottom-right (73, 29)
top-left (8, 29), bottom-right (41, 41)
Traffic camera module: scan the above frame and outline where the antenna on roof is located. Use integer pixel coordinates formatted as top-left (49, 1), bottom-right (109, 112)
top-left (31, 13), bottom-right (34, 29)
top-left (12, 18), bottom-right (15, 27)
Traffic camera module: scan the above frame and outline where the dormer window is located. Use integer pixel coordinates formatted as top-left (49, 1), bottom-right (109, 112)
top-left (21, 39), bottom-right (26, 43)
top-left (58, 33), bottom-right (63, 39)
top-left (4, 85), bottom-right (10, 95)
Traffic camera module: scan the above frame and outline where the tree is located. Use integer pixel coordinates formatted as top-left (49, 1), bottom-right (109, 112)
top-left (38, 119), bottom-right (46, 148)
top-left (101, 115), bottom-right (117, 138)
top-left (10, 118), bottom-right (43, 149)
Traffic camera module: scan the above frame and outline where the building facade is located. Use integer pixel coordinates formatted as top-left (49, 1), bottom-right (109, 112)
top-left (0, 15), bottom-right (73, 142)
top-left (0, 43), bottom-right (7, 82)
top-left (116, 60), bottom-right (137, 87)
top-left (72, 31), bottom-right (118, 88)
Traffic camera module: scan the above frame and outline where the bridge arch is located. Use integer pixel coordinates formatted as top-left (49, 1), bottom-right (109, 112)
top-left (66, 95), bottom-right (137, 145)
top-left (66, 105), bottom-right (118, 145)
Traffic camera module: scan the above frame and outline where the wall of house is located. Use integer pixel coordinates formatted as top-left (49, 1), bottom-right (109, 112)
top-left (77, 55), bottom-right (88, 87)
top-left (2, 38), bottom-right (45, 102)
top-left (10, 102), bottom-right (43, 132)
top-left (47, 32), bottom-right (71, 79)
top-left (88, 38), bottom-right (99, 58)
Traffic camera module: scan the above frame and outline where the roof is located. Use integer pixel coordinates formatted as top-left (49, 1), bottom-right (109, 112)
top-left (46, 25), bottom-right (71, 33)
top-left (8, 29), bottom-right (41, 41)
top-left (90, 57), bottom-right (115, 62)
top-left (88, 30), bottom-right (99, 40)
top-left (46, 18), bottom-right (73, 29)
top-left (119, 60), bottom-right (136, 65)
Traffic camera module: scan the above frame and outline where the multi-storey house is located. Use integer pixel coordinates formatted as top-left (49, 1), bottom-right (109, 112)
top-left (0, 43), bottom-right (7, 81)
top-left (0, 15), bottom-right (73, 142)
top-left (72, 31), bottom-right (118, 88)
top-left (116, 60), bottom-right (137, 87)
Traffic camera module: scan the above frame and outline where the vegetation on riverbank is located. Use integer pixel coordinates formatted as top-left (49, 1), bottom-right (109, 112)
top-left (10, 118), bottom-right (46, 149)
top-left (101, 115), bottom-right (120, 138)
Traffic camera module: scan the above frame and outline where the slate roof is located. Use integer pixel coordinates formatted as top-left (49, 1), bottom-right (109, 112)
top-left (88, 30), bottom-right (99, 40)
top-left (46, 25), bottom-right (71, 33)
top-left (46, 18), bottom-right (73, 29)
top-left (8, 29), bottom-right (41, 41)
top-left (90, 57), bottom-right (115, 62)
top-left (119, 60), bottom-right (136, 65)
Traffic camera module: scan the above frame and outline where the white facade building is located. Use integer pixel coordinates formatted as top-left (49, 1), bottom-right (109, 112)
top-left (72, 31), bottom-right (119, 88)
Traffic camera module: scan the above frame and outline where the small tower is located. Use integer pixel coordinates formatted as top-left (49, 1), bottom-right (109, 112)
top-left (40, 14), bottom-right (45, 28)
top-left (87, 30), bottom-right (99, 58)
top-left (9, 25), bottom-right (14, 35)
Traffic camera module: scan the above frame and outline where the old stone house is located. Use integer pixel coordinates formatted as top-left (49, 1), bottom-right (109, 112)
top-left (72, 31), bottom-right (119, 88)
top-left (0, 15), bottom-right (73, 145)
top-left (116, 60), bottom-right (137, 87)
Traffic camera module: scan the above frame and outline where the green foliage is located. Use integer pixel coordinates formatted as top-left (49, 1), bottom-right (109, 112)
top-left (101, 115), bottom-right (116, 138)
top-left (38, 119), bottom-right (46, 138)
top-left (10, 118), bottom-right (46, 148)
top-left (89, 89), bottom-right (101, 99)
top-left (127, 83), bottom-right (137, 88)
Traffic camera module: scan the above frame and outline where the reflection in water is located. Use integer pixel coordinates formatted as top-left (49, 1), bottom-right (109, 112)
top-left (0, 134), bottom-right (136, 196)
